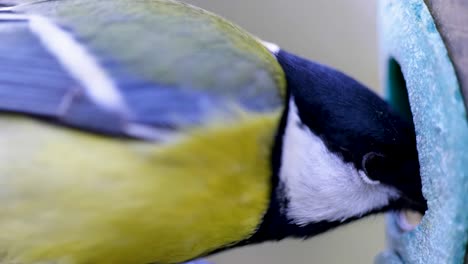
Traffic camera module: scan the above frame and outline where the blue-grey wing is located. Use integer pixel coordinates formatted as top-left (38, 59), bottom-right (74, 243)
top-left (0, 0), bottom-right (285, 140)
top-left (0, 20), bottom-right (130, 135)
top-left (0, 19), bottom-right (227, 139)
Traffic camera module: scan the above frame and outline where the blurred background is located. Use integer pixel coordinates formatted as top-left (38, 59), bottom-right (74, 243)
top-left (183, 1), bottom-right (383, 263)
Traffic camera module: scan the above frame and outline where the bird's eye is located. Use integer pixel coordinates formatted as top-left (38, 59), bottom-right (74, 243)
top-left (360, 152), bottom-right (387, 185)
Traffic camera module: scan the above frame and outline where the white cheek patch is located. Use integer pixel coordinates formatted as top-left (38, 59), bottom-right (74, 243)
top-left (279, 99), bottom-right (400, 225)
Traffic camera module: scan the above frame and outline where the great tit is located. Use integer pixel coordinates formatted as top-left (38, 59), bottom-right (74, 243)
top-left (0, 0), bottom-right (425, 263)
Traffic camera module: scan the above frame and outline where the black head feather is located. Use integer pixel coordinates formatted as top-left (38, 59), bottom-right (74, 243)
top-left (276, 50), bottom-right (425, 213)
top-left (243, 50), bottom-right (426, 245)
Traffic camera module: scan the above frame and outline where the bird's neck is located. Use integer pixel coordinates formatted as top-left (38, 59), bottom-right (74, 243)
top-left (245, 98), bottom-right (399, 243)
top-left (243, 99), bottom-right (347, 243)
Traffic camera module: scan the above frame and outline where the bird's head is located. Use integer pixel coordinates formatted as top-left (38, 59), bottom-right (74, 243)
top-left (255, 49), bottom-right (426, 240)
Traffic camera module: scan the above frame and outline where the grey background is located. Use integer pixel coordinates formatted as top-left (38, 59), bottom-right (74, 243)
top-left (183, 1), bottom-right (384, 263)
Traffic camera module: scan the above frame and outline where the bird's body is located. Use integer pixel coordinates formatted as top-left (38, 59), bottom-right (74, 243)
top-left (0, 114), bottom-right (277, 264)
top-left (1, 1), bottom-right (284, 263)
top-left (0, 0), bottom-right (425, 263)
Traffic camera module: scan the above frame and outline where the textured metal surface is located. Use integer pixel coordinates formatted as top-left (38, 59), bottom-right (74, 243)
top-left (424, 0), bottom-right (468, 108)
top-left (378, 0), bottom-right (468, 263)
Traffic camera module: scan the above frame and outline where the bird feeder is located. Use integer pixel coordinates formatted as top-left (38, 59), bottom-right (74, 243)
top-left (377, 0), bottom-right (468, 263)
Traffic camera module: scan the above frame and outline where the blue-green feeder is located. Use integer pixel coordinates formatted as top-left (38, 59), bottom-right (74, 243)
top-left (377, 0), bottom-right (468, 263)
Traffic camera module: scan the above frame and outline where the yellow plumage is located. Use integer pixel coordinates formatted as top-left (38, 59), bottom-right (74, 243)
top-left (0, 111), bottom-right (280, 264)
top-left (0, 0), bottom-right (288, 262)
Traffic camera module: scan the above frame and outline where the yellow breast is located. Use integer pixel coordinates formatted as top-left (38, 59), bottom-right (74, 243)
top-left (0, 112), bottom-right (280, 264)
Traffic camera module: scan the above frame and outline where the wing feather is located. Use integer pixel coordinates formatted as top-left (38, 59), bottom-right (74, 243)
top-left (0, 0), bottom-right (286, 140)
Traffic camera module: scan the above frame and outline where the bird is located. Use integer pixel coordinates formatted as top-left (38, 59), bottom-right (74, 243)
top-left (0, 0), bottom-right (425, 263)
